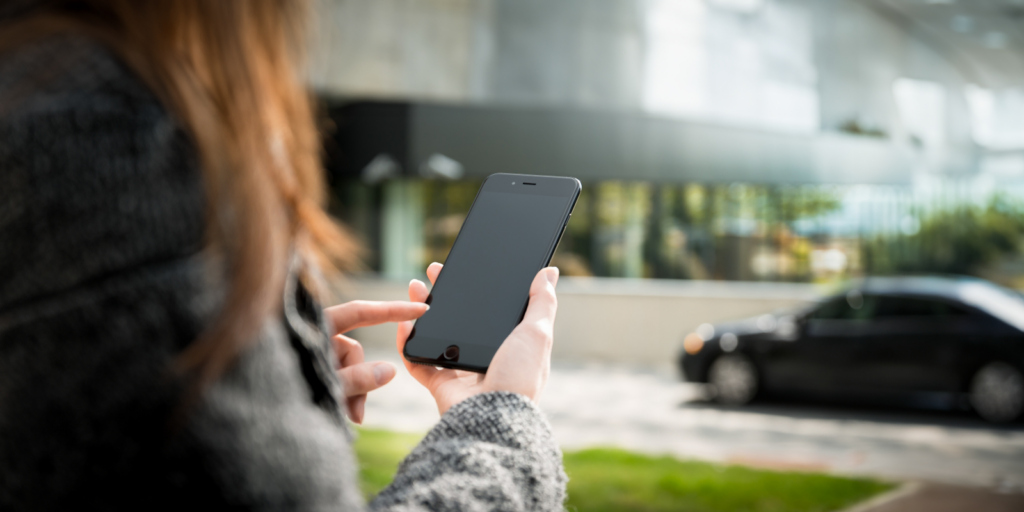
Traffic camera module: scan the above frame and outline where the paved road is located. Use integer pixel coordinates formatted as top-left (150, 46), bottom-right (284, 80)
top-left (859, 483), bottom-right (1024, 512)
top-left (361, 351), bottom-right (1024, 491)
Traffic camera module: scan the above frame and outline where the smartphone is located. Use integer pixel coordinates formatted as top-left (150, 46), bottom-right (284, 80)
top-left (402, 173), bottom-right (581, 373)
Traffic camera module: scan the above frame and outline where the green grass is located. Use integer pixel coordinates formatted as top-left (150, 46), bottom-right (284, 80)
top-left (353, 428), bottom-right (426, 497)
top-left (561, 448), bottom-right (891, 512)
top-left (354, 428), bottom-right (893, 511)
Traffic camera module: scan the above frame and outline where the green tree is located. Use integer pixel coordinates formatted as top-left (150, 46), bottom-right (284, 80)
top-left (863, 196), bottom-right (1024, 276)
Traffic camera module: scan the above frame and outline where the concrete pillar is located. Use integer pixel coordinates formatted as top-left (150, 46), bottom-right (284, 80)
top-left (382, 180), bottom-right (425, 279)
top-left (623, 183), bottom-right (649, 278)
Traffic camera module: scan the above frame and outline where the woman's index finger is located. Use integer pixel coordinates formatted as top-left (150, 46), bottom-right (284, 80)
top-left (327, 300), bottom-right (429, 334)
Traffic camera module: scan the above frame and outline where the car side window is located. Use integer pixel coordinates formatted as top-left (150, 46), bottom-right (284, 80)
top-left (810, 293), bottom-right (878, 321)
top-left (873, 296), bottom-right (969, 318)
top-left (809, 297), bottom-right (850, 320)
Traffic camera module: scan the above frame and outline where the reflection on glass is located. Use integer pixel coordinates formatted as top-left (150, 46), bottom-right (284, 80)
top-left (331, 178), bottom-right (1024, 287)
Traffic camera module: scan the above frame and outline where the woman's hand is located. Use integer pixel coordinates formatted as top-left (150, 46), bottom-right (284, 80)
top-left (396, 262), bottom-right (559, 415)
top-left (324, 300), bottom-right (429, 423)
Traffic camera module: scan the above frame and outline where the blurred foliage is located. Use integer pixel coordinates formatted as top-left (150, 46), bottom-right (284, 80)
top-left (837, 119), bottom-right (888, 138)
top-left (863, 196), bottom-right (1024, 277)
top-left (641, 184), bottom-right (842, 280)
top-left (412, 180), bottom-right (844, 281)
top-left (354, 428), bottom-right (892, 510)
top-left (422, 179), bottom-right (483, 266)
top-left (716, 183), bottom-right (842, 227)
top-left (776, 186), bottom-right (843, 225)
top-left (336, 177), bottom-right (1024, 285)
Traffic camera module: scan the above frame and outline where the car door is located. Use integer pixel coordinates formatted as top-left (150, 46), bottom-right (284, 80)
top-left (762, 292), bottom-right (875, 395)
top-left (855, 295), bottom-right (968, 394)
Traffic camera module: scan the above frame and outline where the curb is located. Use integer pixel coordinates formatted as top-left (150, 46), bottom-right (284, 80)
top-left (834, 481), bottom-right (921, 512)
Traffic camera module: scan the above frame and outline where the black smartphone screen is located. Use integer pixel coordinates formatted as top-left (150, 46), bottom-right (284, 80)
top-left (403, 174), bottom-right (580, 372)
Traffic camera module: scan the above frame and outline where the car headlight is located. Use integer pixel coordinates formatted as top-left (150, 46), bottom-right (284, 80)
top-left (683, 333), bottom-right (704, 354)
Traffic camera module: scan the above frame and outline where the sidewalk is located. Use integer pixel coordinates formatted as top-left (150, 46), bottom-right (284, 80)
top-left (363, 351), bottom-right (1024, 489)
top-left (845, 482), bottom-right (1024, 512)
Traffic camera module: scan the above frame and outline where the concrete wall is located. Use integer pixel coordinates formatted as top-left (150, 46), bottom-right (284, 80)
top-left (336, 276), bottom-right (824, 369)
top-left (310, 0), bottom-right (982, 144)
top-left (310, 0), bottom-right (997, 182)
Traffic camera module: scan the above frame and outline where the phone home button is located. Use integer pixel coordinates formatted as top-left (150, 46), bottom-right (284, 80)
top-left (442, 345), bottom-right (460, 361)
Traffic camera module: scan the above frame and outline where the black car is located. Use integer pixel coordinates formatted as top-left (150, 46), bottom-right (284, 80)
top-left (679, 276), bottom-right (1024, 423)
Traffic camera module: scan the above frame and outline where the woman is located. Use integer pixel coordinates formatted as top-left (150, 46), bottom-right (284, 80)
top-left (0, 1), bottom-right (566, 509)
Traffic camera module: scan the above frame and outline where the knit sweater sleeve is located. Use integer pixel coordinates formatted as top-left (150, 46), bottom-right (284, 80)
top-left (370, 391), bottom-right (568, 512)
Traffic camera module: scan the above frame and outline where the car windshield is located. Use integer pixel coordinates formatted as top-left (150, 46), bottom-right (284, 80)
top-left (773, 303), bottom-right (818, 318)
top-left (958, 281), bottom-right (1024, 332)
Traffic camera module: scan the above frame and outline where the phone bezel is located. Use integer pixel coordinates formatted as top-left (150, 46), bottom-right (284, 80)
top-left (401, 173), bottom-right (581, 373)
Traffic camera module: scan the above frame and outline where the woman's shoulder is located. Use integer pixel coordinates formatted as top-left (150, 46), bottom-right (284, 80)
top-left (0, 33), bottom-right (205, 312)
top-left (0, 32), bottom-right (159, 121)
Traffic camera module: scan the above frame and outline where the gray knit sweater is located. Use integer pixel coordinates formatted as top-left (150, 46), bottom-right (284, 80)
top-left (0, 33), bottom-right (567, 510)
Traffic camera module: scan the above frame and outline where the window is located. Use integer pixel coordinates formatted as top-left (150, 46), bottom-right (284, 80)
top-left (965, 85), bottom-right (1024, 150)
top-left (810, 297), bottom-right (851, 320)
top-left (810, 293), bottom-right (878, 321)
top-left (873, 296), bottom-right (968, 318)
top-left (893, 78), bottom-right (946, 150)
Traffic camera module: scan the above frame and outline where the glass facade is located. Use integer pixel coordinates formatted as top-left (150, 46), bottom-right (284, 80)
top-left (331, 177), bottom-right (1024, 287)
top-left (314, 0), bottom-right (1024, 290)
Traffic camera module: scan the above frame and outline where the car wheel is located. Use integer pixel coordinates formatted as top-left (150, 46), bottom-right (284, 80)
top-left (970, 361), bottom-right (1024, 423)
top-left (709, 354), bottom-right (758, 405)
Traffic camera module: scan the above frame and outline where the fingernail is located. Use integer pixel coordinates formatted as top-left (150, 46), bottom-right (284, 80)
top-left (546, 267), bottom-right (560, 286)
top-left (424, 304), bottom-right (430, 310)
top-left (373, 362), bottom-right (395, 385)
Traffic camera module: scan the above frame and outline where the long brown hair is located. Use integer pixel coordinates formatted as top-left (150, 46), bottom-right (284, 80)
top-left (0, 1), bottom-right (358, 393)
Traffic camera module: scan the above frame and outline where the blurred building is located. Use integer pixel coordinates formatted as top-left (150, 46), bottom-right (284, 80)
top-left (309, 0), bottom-right (1024, 286)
